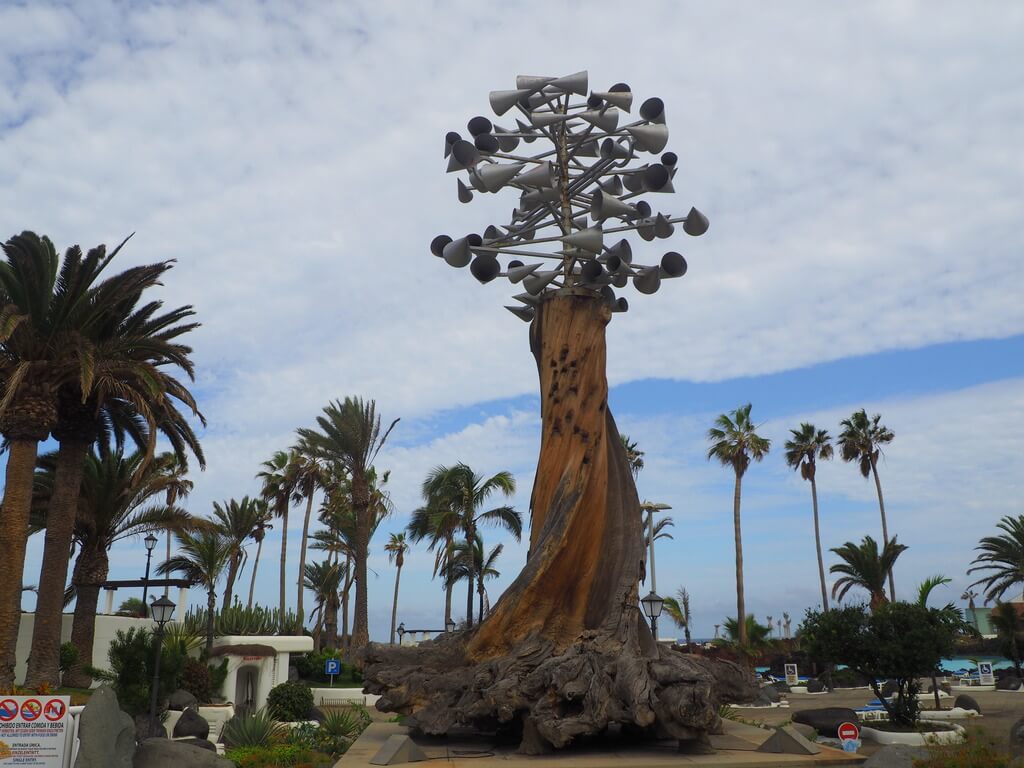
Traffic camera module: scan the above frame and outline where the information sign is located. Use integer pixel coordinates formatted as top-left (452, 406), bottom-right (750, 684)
top-left (0, 695), bottom-right (69, 767)
top-left (784, 663), bottom-right (798, 686)
top-left (979, 662), bottom-right (995, 686)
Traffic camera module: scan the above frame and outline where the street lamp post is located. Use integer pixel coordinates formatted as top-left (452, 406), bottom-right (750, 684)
top-left (142, 533), bottom-right (158, 616)
top-left (445, 618), bottom-right (456, 634)
top-left (147, 595), bottom-right (176, 734)
top-left (397, 622), bottom-right (406, 645)
top-left (641, 590), bottom-right (664, 640)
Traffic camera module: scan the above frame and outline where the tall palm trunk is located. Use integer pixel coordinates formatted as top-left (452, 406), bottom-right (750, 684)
top-left (465, 522), bottom-right (476, 627)
top-left (870, 456), bottom-right (896, 601)
top-left (222, 556), bottom-right (241, 611)
top-left (63, 546), bottom-right (109, 689)
top-left (164, 532), bottom-right (171, 597)
top-left (809, 474), bottom-right (829, 611)
top-left (25, 437), bottom-right (90, 687)
top-left (351, 472), bottom-right (371, 650)
top-left (278, 502), bottom-right (289, 617)
top-left (390, 559), bottom-right (403, 644)
top-left (0, 438), bottom-right (44, 687)
top-left (477, 575), bottom-right (485, 624)
top-left (341, 557), bottom-right (351, 650)
top-left (732, 470), bottom-right (747, 649)
top-left (247, 537), bottom-right (264, 609)
top-left (205, 588), bottom-right (216, 653)
top-left (443, 537), bottom-right (454, 626)
top-left (324, 593), bottom-right (339, 650)
top-left (297, 490), bottom-right (315, 623)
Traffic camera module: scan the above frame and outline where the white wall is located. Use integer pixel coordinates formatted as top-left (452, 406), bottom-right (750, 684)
top-left (15, 612), bottom-right (152, 685)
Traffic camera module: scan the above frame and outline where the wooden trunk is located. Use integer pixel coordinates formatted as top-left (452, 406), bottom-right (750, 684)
top-left (362, 294), bottom-right (752, 751)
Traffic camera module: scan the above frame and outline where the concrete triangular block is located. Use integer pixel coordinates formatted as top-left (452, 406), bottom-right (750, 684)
top-left (369, 734), bottom-right (429, 764)
top-left (756, 725), bottom-right (821, 755)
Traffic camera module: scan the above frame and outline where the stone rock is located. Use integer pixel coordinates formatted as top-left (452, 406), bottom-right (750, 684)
top-left (167, 689), bottom-right (198, 711)
top-left (954, 694), bottom-right (981, 713)
top-left (760, 685), bottom-right (781, 703)
top-left (134, 738), bottom-right (234, 768)
top-left (771, 681), bottom-right (791, 693)
top-left (806, 678), bottom-right (825, 693)
top-left (1010, 716), bottom-right (1024, 757)
top-left (880, 679), bottom-right (898, 698)
top-left (308, 706), bottom-right (326, 723)
top-left (863, 744), bottom-right (929, 767)
top-left (791, 707), bottom-right (860, 738)
top-left (172, 708), bottom-right (210, 740)
top-left (175, 738), bottom-right (215, 752)
top-left (790, 722), bottom-right (816, 740)
top-left (998, 676), bottom-right (1023, 691)
top-left (75, 684), bottom-right (136, 768)
top-left (751, 690), bottom-right (776, 707)
top-left (134, 714), bottom-right (166, 741)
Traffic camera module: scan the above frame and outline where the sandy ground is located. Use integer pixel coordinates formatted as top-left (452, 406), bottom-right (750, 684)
top-left (732, 687), bottom-right (1024, 756)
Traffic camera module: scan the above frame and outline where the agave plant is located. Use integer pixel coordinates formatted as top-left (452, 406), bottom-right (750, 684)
top-left (222, 708), bottom-right (284, 748)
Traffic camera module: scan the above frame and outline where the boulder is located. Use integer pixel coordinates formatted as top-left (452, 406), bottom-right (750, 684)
top-left (791, 707), bottom-right (860, 738)
top-left (1011, 716), bottom-right (1024, 757)
top-left (771, 680), bottom-right (791, 693)
top-left (863, 744), bottom-right (929, 767)
top-left (308, 706), bottom-right (326, 723)
top-left (172, 708), bottom-right (210, 740)
top-left (75, 685), bottom-right (136, 768)
top-left (133, 738), bottom-right (233, 768)
top-left (953, 694), bottom-right (981, 714)
top-left (760, 685), bottom-right (781, 703)
top-left (166, 689), bottom-right (198, 711)
top-left (175, 738), bottom-right (216, 752)
top-left (751, 690), bottom-right (776, 707)
top-left (134, 714), bottom-right (166, 741)
top-left (998, 676), bottom-right (1023, 691)
top-left (806, 679), bottom-right (825, 693)
top-left (790, 722), bottom-right (816, 740)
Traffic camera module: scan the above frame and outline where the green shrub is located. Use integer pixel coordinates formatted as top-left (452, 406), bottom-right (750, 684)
top-left (180, 657), bottom-right (213, 703)
top-left (911, 728), bottom-right (1009, 767)
top-left (87, 627), bottom-right (187, 716)
top-left (226, 744), bottom-right (324, 768)
top-left (58, 643), bottom-right (78, 675)
top-left (222, 709), bottom-right (283, 749)
top-left (318, 706), bottom-right (371, 754)
top-left (267, 681), bottom-right (314, 722)
top-left (293, 651), bottom-right (360, 684)
top-left (284, 721), bottom-right (320, 750)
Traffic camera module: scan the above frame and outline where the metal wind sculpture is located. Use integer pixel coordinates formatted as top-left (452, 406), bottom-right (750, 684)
top-left (366, 72), bottom-right (748, 756)
top-left (429, 70), bottom-right (709, 320)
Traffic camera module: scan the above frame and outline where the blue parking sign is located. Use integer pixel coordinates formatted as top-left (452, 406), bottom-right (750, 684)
top-left (324, 659), bottom-right (341, 675)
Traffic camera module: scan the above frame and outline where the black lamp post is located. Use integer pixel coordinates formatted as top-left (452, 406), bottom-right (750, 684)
top-left (397, 622), bottom-right (406, 644)
top-left (142, 533), bottom-right (158, 616)
top-left (147, 595), bottom-right (176, 732)
top-left (641, 590), bottom-right (664, 641)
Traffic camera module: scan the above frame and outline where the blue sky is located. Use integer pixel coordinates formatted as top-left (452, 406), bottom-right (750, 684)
top-left (2, 1), bottom-right (1023, 641)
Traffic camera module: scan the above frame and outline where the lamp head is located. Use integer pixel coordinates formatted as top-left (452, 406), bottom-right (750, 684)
top-left (144, 533), bottom-right (158, 552)
top-left (150, 595), bottom-right (176, 627)
top-left (640, 590), bottom-right (664, 620)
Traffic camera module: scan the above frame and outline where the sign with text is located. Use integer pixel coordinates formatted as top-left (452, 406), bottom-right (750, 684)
top-left (0, 695), bottom-right (69, 767)
top-left (979, 662), bottom-right (995, 686)
top-left (784, 663), bottom-right (798, 686)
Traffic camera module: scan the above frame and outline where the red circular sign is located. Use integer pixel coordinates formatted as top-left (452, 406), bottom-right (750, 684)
top-left (20, 699), bottom-right (42, 722)
top-left (0, 699), bottom-right (17, 721)
top-left (44, 699), bottom-right (66, 721)
top-left (837, 721), bottom-right (860, 741)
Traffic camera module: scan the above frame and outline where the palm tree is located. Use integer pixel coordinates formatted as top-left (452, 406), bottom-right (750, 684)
top-left (720, 615), bottom-right (772, 659)
top-left (619, 433), bottom-right (644, 477)
top-left (838, 410), bottom-right (896, 600)
top-left (444, 533), bottom-right (504, 623)
top-left (212, 497), bottom-right (265, 610)
top-left (385, 533), bottom-right (409, 644)
top-left (32, 447), bottom-right (197, 687)
top-left (968, 515), bottom-right (1024, 603)
top-left (0, 233), bottom-right (114, 687)
top-left (303, 560), bottom-right (342, 651)
top-left (916, 574), bottom-right (968, 709)
top-left (707, 403), bottom-right (770, 649)
top-left (246, 501), bottom-right (274, 609)
top-left (158, 529), bottom-right (233, 652)
top-left (662, 587), bottom-right (692, 647)
top-left (296, 398), bottom-right (398, 650)
top-left (829, 535), bottom-right (907, 610)
top-left (421, 463), bottom-right (520, 628)
top-left (257, 450), bottom-right (298, 619)
top-left (784, 423), bottom-right (833, 611)
top-left (407, 502), bottom-right (462, 627)
top-left (288, 446), bottom-right (325, 624)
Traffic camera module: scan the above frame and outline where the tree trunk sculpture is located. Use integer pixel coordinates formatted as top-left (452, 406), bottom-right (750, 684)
top-left (362, 294), bottom-right (752, 751)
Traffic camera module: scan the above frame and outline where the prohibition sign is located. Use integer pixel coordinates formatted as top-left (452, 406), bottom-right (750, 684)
top-left (837, 721), bottom-right (860, 742)
top-left (0, 699), bottom-right (17, 721)
top-left (44, 699), bottom-right (66, 721)
top-left (20, 699), bottom-right (42, 721)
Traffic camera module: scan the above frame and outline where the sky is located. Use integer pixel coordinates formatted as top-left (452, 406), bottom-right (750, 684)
top-left (2, 0), bottom-right (1023, 642)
